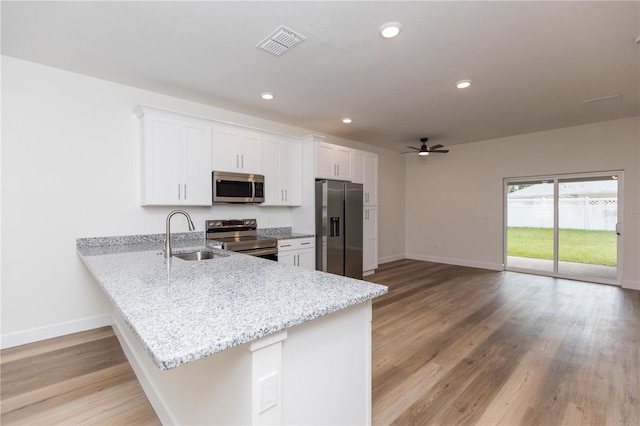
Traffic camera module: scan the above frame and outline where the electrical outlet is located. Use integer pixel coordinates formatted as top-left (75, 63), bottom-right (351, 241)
top-left (258, 372), bottom-right (278, 414)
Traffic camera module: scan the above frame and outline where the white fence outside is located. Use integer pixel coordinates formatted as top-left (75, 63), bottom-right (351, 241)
top-left (508, 198), bottom-right (617, 231)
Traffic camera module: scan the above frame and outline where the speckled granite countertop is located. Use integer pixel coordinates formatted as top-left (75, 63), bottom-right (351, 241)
top-left (257, 227), bottom-right (314, 240)
top-left (77, 233), bottom-right (386, 370)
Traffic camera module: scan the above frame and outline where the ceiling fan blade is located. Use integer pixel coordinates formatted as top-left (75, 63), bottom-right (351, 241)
top-left (405, 146), bottom-right (420, 151)
top-left (429, 144), bottom-right (444, 150)
top-left (430, 149), bottom-right (449, 153)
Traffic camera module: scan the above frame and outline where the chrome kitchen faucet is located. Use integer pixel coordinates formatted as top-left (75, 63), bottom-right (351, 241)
top-left (163, 209), bottom-right (196, 258)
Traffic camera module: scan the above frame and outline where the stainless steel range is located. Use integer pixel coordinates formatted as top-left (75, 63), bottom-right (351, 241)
top-left (205, 218), bottom-right (278, 260)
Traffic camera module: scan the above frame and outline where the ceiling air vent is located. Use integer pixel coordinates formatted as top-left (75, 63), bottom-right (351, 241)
top-left (257, 26), bottom-right (305, 56)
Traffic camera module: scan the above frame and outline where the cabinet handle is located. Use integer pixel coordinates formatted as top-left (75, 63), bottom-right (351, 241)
top-left (337, 164), bottom-right (340, 175)
top-left (281, 189), bottom-right (284, 202)
top-left (241, 155), bottom-right (244, 168)
top-left (236, 154), bottom-right (239, 168)
top-left (301, 242), bottom-right (311, 245)
top-left (178, 184), bottom-right (181, 200)
top-left (285, 189), bottom-right (288, 202)
top-left (281, 244), bottom-right (292, 248)
top-left (184, 184), bottom-right (187, 200)
top-left (295, 254), bottom-right (299, 266)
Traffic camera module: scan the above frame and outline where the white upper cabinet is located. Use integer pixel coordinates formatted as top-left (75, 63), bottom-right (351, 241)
top-left (137, 109), bottom-right (213, 206)
top-left (213, 125), bottom-right (263, 174)
top-left (352, 150), bottom-right (377, 205)
top-left (263, 135), bottom-right (302, 206)
top-left (315, 142), bottom-right (353, 181)
top-left (352, 150), bottom-right (365, 184)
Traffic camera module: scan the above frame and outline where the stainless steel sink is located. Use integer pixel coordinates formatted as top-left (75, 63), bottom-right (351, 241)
top-left (174, 250), bottom-right (218, 261)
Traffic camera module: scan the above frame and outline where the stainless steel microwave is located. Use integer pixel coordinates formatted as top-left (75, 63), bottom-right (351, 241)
top-left (212, 171), bottom-right (265, 203)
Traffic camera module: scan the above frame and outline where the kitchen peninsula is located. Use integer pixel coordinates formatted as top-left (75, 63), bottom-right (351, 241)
top-left (77, 233), bottom-right (387, 425)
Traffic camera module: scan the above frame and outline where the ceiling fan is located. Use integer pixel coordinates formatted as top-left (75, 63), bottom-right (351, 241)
top-left (403, 138), bottom-right (449, 156)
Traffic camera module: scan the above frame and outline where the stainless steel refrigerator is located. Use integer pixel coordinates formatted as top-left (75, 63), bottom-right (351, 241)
top-left (315, 180), bottom-right (363, 279)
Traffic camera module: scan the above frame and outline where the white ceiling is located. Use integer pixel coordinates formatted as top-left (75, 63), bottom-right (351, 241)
top-left (2, 1), bottom-right (639, 152)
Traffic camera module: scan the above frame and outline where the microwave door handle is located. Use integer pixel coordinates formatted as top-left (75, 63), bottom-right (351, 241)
top-left (251, 181), bottom-right (255, 202)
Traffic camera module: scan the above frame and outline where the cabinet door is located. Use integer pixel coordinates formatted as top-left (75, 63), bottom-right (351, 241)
top-left (213, 126), bottom-right (262, 173)
top-left (334, 147), bottom-right (353, 180)
top-left (352, 150), bottom-right (364, 184)
top-left (143, 115), bottom-right (182, 205)
top-left (281, 141), bottom-right (302, 206)
top-left (363, 152), bottom-right (378, 205)
top-left (363, 207), bottom-right (378, 272)
top-left (182, 122), bottom-right (213, 205)
top-left (238, 131), bottom-right (263, 174)
top-left (278, 251), bottom-right (296, 266)
top-left (296, 248), bottom-right (316, 270)
top-left (262, 138), bottom-right (282, 205)
top-left (315, 143), bottom-right (335, 179)
top-left (213, 125), bottom-right (239, 172)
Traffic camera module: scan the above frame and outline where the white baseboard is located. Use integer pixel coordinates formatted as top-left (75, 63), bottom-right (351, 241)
top-left (0, 314), bottom-right (112, 349)
top-left (378, 254), bottom-right (405, 264)
top-left (405, 253), bottom-right (504, 271)
top-left (622, 279), bottom-right (640, 291)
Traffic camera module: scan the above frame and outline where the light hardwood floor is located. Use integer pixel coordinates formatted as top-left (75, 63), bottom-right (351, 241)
top-left (1, 327), bottom-right (160, 425)
top-left (366, 260), bottom-right (640, 425)
top-left (2, 260), bottom-right (638, 425)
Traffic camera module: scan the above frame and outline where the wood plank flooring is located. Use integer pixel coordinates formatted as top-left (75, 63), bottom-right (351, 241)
top-left (1, 260), bottom-right (638, 425)
top-left (366, 260), bottom-right (640, 425)
top-left (1, 326), bottom-right (160, 425)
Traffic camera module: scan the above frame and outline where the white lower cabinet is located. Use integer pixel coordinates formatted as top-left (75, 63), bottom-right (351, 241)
top-left (363, 207), bottom-right (378, 275)
top-left (278, 238), bottom-right (315, 270)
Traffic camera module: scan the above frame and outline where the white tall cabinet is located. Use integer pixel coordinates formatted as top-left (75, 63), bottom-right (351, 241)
top-left (136, 107), bottom-right (213, 206)
top-left (354, 150), bottom-right (379, 275)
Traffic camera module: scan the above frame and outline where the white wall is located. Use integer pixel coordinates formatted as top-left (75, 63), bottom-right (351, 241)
top-left (0, 56), bottom-right (406, 344)
top-left (405, 117), bottom-right (640, 288)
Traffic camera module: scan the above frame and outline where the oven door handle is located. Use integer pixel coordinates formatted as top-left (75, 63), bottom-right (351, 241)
top-left (239, 247), bottom-right (278, 257)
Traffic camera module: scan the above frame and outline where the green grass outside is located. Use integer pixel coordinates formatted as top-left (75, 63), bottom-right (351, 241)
top-left (507, 227), bottom-right (617, 266)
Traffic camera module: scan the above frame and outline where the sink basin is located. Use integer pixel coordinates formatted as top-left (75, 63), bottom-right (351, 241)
top-left (174, 250), bottom-right (218, 261)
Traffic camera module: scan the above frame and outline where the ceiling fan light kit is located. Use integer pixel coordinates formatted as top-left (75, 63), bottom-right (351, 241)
top-left (403, 137), bottom-right (450, 156)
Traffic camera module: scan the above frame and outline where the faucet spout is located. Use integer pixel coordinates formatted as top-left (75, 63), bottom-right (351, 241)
top-left (163, 209), bottom-right (196, 258)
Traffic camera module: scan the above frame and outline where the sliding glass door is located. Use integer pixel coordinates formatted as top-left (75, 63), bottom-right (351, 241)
top-left (505, 172), bottom-right (621, 285)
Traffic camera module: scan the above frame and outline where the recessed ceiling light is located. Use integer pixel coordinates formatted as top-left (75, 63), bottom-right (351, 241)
top-left (380, 22), bottom-right (401, 38)
top-left (342, 117), bottom-right (352, 124)
top-left (260, 92), bottom-right (274, 100)
top-left (455, 80), bottom-right (472, 89)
